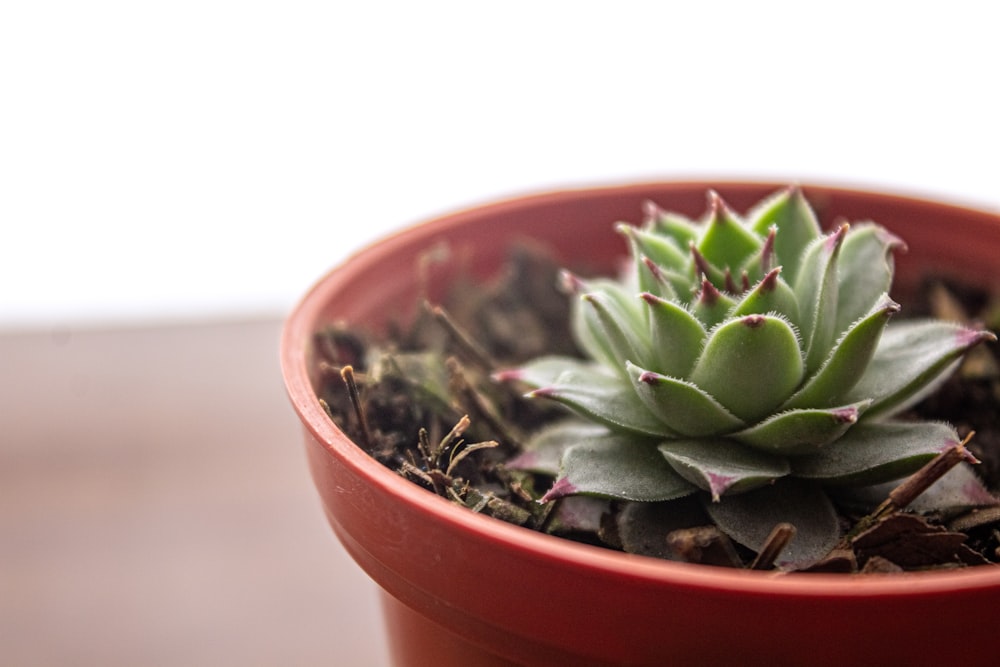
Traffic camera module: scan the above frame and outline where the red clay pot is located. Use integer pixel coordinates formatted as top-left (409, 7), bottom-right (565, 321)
top-left (281, 182), bottom-right (1000, 667)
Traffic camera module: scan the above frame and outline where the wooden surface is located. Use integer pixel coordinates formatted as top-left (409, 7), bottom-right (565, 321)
top-left (0, 318), bottom-right (389, 666)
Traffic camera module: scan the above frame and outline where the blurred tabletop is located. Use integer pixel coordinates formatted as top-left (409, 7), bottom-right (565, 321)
top-left (0, 318), bottom-right (389, 666)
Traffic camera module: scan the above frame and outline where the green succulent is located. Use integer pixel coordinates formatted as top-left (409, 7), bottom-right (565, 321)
top-left (498, 187), bottom-right (997, 566)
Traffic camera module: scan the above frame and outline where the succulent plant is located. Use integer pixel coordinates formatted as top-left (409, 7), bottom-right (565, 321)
top-left (498, 187), bottom-right (998, 566)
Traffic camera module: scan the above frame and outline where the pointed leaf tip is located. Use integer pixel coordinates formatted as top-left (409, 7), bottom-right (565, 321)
top-left (741, 314), bottom-right (766, 328)
top-left (831, 406), bottom-right (860, 424)
top-left (492, 368), bottom-right (524, 382)
top-left (759, 266), bottom-right (781, 293)
top-left (641, 199), bottom-right (663, 225)
top-left (639, 291), bottom-right (660, 306)
top-left (825, 222), bottom-right (850, 253)
top-left (760, 227), bottom-right (776, 273)
top-left (876, 227), bottom-right (908, 254)
top-left (527, 386), bottom-right (556, 399)
top-left (706, 190), bottom-right (739, 222)
top-left (877, 294), bottom-right (902, 314)
top-left (559, 269), bottom-right (585, 295)
top-left (724, 268), bottom-right (739, 294)
top-left (698, 278), bottom-right (722, 305)
top-left (707, 189), bottom-right (723, 214)
top-left (638, 370), bottom-right (660, 384)
top-left (708, 473), bottom-right (737, 502)
top-left (642, 256), bottom-right (664, 281)
top-left (541, 477), bottom-right (578, 503)
top-left (957, 328), bottom-right (998, 348)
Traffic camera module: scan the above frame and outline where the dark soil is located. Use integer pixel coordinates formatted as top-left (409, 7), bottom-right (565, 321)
top-left (314, 244), bottom-right (1000, 573)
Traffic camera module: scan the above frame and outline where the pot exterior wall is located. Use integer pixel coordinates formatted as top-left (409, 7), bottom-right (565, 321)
top-left (284, 182), bottom-right (1000, 667)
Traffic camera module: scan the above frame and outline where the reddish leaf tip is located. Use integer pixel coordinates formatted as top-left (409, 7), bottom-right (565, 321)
top-left (707, 189), bottom-right (722, 213)
top-left (698, 278), bottom-right (721, 306)
top-left (877, 296), bottom-right (902, 316)
top-left (957, 328), bottom-right (998, 348)
top-left (831, 407), bottom-right (859, 424)
top-left (706, 190), bottom-right (736, 223)
top-left (642, 199), bottom-right (664, 225)
top-left (724, 268), bottom-right (738, 294)
top-left (640, 291), bottom-right (663, 306)
top-left (707, 472), bottom-right (737, 502)
top-left (877, 227), bottom-right (909, 254)
top-left (642, 256), bottom-right (666, 284)
top-left (615, 221), bottom-right (636, 237)
top-left (757, 266), bottom-right (782, 294)
top-left (559, 269), bottom-right (585, 295)
top-left (824, 222), bottom-right (850, 253)
top-left (638, 370), bottom-right (663, 385)
top-left (761, 226), bottom-right (777, 273)
top-left (492, 368), bottom-right (524, 383)
top-left (741, 314), bottom-right (766, 328)
top-left (541, 477), bottom-right (578, 503)
top-left (937, 440), bottom-right (980, 465)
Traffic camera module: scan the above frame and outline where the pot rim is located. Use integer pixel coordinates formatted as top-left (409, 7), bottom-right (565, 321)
top-left (281, 179), bottom-right (1000, 598)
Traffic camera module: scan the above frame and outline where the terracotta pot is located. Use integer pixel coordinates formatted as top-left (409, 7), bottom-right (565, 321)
top-left (281, 182), bottom-right (1000, 667)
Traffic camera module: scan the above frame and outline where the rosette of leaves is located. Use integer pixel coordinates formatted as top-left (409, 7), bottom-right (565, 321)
top-left (498, 187), bottom-right (997, 567)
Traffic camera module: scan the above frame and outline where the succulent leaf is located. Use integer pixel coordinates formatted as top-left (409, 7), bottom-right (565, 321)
top-left (545, 433), bottom-right (696, 502)
top-left (640, 292), bottom-right (706, 377)
top-left (582, 291), bottom-right (650, 372)
top-left (845, 321), bottom-right (998, 418)
top-left (627, 362), bottom-right (744, 437)
top-left (782, 294), bottom-right (899, 410)
top-left (746, 186), bottom-right (822, 285)
top-left (637, 256), bottom-right (680, 302)
top-left (495, 355), bottom-right (592, 390)
top-left (691, 279), bottom-right (736, 328)
top-left (615, 497), bottom-right (713, 560)
top-left (508, 419), bottom-right (608, 476)
top-left (832, 463), bottom-right (999, 515)
top-left (705, 478), bottom-right (840, 568)
top-left (727, 267), bottom-right (799, 322)
top-left (569, 278), bottom-right (641, 372)
top-left (689, 314), bottom-right (804, 422)
top-left (792, 421), bottom-right (960, 486)
top-left (689, 244), bottom-right (729, 292)
top-left (696, 192), bottom-right (763, 274)
top-left (794, 224), bottom-right (847, 374)
top-left (529, 365), bottom-right (677, 437)
top-left (834, 223), bottom-right (905, 336)
top-left (731, 401), bottom-right (870, 456)
top-left (643, 200), bottom-right (700, 249)
top-left (618, 223), bottom-right (688, 272)
top-left (737, 226), bottom-right (777, 286)
top-left (658, 438), bottom-right (791, 501)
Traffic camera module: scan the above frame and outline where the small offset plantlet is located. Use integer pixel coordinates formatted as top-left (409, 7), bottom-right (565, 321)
top-left (497, 186), bottom-right (998, 567)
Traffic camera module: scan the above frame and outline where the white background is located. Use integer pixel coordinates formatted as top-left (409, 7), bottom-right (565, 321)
top-left (2, 1), bottom-right (998, 329)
